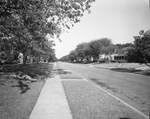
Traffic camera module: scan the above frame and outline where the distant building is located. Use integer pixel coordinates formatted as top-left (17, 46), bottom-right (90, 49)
top-left (99, 54), bottom-right (108, 61)
top-left (112, 47), bottom-right (131, 62)
top-left (18, 53), bottom-right (23, 64)
top-left (98, 47), bottom-right (131, 62)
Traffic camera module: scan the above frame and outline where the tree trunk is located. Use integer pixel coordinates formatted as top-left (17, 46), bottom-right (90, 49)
top-left (36, 55), bottom-right (40, 64)
top-left (96, 57), bottom-right (99, 62)
top-left (23, 54), bottom-right (27, 65)
top-left (145, 63), bottom-right (150, 68)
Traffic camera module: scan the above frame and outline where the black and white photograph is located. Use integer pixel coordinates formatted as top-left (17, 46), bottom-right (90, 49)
top-left (0, 0), bottom-right (150, 119)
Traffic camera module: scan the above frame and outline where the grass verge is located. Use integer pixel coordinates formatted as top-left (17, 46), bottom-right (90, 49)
top-left (0, 63), bottom-right (53, 119)
top-left (111, 68), bottom-right (150, 76)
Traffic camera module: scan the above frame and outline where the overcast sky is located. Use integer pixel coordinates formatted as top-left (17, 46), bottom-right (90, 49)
top-left (54, 0), bottom-right (150, 59)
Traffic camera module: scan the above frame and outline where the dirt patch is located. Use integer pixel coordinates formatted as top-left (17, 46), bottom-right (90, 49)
top-left (58, 68), bottom-right (82, 79)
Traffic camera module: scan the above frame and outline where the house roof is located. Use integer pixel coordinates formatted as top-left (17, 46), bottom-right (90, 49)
top-left (114, 47), bottom-right (132, 55)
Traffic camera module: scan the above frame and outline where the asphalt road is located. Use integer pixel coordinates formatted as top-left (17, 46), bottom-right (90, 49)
top-left (57, 62), bottom-right (150, 117)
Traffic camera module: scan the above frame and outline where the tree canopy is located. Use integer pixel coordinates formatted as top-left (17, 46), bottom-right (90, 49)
top-left (89, 38), bottom-right (112, 60)
top-left (63, 38), bottom-right (113, 62)
top-left (59, 38), bottom-right (139, 63)
top-left (126, 30), bottom-right (150, 67)
top-left (0, 0), bottom-right (95, 64)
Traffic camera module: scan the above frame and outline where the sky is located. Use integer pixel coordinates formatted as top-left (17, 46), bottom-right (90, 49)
top-left (54, 0), bottom-right (150, 59)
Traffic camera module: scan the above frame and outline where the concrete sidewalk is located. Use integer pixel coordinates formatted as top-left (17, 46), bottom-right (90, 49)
top-left (29, 63), bottom-right (72, 119)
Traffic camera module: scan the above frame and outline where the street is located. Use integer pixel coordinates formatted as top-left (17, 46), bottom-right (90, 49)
top-left (57, 61), bottom-right (150, 118)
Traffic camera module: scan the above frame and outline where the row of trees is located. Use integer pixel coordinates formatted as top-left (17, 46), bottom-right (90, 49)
top-left (60, 30), bottom-right (150, 67)
top-left (60, 38), bottom-right (133, 62)
top-left (0, 0), bottom-right (95, 64)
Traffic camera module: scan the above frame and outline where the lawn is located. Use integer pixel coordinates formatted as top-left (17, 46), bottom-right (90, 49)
top-left (92, 63), bottom-right (150, 76)
top-left (0, 63), bottom-right (53, 119)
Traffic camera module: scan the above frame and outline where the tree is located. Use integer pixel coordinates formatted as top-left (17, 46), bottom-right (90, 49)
top-left (83, 43), bottom-right (93, 61)
top-left (65, 38), bottom-right (112, 63)
top-left (75, 42), bottom-right (88, 61)
top-left (0, 0), bottom-right (95, 64)
top-left (126, 30), bottom-right (150, 67)
top-left (101, 45), bottom-right (116, 55)
top-left (40, 40), bottom-right (56, 62)
top-left (59, 55), bottom-right (69, 62)
top-left (116, 43), bottom-right (133, 49)
top-left (126, 47), bottom-right (140, 63)
top-left (89, 38), bottom-right (112, 61)
top-left (68, 50), bottom-right (77, 62)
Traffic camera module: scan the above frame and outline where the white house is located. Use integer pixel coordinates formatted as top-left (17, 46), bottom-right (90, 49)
top-left (18, 53), bottom-right (23, 64)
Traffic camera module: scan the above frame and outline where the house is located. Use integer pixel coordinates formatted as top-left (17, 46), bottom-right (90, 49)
top-left (99, 54), bottom-right (109, 61)
top-left (111, 47), bottom-right (132, 62)
top-left (99, 47), bottom-right (131, 62)
top-left (18, 53), bottom-right (23, 64)
top-left (111, 53), bottom-right (126, 61)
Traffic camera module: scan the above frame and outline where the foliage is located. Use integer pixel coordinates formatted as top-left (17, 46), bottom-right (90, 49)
top-left (59, 55), bottom-right (69, 62)
top-left (61, 39), bottom-right (136, 63)
top-left (68, 50), bottom-right (77, 62)
top-left (126, 48), bottom-right (140, 63)
top-left (88, 38), bottom-right (112, 60)
top-left (101, 45), bottom-right (116, 55)
top-left (0, 37), bottom-right (18, 63)
top-left (63, 38), bottom-right (113, 62)
top-left (126, 30), bottom-right (150, 67)
top-left (0, 0), bottom-right (95, 64)
top-left (75, 42), bottom-right (89, 60)
top-left (116, 43), bottom-right (133, 49)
